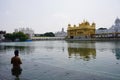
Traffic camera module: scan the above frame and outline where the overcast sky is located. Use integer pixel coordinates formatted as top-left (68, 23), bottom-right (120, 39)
top-left (0, 0), bottom-right (120, 33)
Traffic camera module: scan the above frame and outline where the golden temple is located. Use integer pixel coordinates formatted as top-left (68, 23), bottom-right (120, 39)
top-left (67, 20), bottom-right (96, 39)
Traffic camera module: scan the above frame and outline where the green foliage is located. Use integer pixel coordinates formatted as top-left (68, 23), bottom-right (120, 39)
top-left (4, 33), bottom-right (13, 41)
top-left (4, 32), bottom-right (29, 41)
top-left (35, 32), bottom-right (55, 37)
top-left (44, 32), bottom-right (55, 37)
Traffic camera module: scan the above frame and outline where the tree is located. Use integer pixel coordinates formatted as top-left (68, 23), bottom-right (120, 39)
top-left (13, 32), bottom-right (29, 41)
top-left (4, 33), bottom-right (13, 41)
top-left (34, 32), bottom-right (55, 37)
top-left (4, 32), bottom-right (29, 41)
top-left (44, 32), bottom-right (55, 37)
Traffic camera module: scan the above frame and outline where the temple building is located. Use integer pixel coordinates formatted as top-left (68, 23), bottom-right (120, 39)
top-left (15, 28), bottom-right (34, 39)
top-left (96, 17), bottom-right (120, 34)
top-left (95, 17), bottom-right (120, 38)
top-left (67, 20), bottom-right (96, 39)
top-left (55, 28), bottom-right (67, 37)
top-left (108, 17), bottom-right (120, 33)
top-left (96, 28), bottom-right (108, 34)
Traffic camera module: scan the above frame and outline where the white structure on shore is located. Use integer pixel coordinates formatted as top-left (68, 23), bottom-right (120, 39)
top-left (0, 31), bottom-right (6, 41)
top-left (96, 17), bottom-right (120, 34)
top-left (108, 17), bottom-right (120, 33)
top-left (55, 28), bottom-right (67, 37)
top-left (15, 28), bottom-right (34, 39)
top-left (96, 28), bottom-right (108, 34)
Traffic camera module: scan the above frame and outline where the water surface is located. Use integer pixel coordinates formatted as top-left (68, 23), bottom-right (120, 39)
top-left (0, 40), bottom-right (120, 80)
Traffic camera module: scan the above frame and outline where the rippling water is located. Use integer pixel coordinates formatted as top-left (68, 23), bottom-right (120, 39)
top-left (0, 40), bottom-right (120, 80)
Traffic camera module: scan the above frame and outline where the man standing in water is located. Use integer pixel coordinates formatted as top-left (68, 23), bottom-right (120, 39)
top-left (11, 50), bottom-right (22, 79)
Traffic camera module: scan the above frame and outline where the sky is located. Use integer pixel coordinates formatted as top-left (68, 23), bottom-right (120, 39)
top-left (0, 0), bottom-right (120, 33)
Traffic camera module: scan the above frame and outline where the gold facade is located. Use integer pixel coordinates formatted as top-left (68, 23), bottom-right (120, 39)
top-left (67, 20), bottom-right (96, 39)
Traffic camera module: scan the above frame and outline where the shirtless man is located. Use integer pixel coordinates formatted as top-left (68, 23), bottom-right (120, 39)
top-left (11, 50), bottom-right (22, 78)
top-left (11, 50), bottom-right (22, 68)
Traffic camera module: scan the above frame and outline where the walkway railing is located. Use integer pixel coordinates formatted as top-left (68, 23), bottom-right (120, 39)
top-left (31, 37), bottom-right (65, 41)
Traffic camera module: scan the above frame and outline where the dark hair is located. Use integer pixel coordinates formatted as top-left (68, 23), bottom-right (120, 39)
top-left (14, 50), bottom-right (19, 56)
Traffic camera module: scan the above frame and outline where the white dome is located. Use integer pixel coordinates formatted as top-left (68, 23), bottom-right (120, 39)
top-left (115, 18), bottom-right (120, 24)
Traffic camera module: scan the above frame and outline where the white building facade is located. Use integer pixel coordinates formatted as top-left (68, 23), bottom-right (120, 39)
top-left (108, 17), bottom-right (120, 33)
top-left (15, 28), bottom-right (34, 39)
top-left (96, 28), bottom-right (108, 34)
top-left (95, 17), bottom-right (120, 38)
top-left (0, 31), bottom-right (6, 41)
top-left (55, 28), bottom-right (67, 37)
top-left (96, 17), bottom-right (120, 34)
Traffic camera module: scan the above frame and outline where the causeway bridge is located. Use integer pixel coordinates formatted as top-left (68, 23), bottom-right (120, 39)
top-left (31, 37), bottom-right (65, 41)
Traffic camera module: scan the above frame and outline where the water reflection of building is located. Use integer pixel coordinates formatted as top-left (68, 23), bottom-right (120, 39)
top-left (112, 42), bottom-right (120, 60)
top-left (67, 42), bottom-right (96, 61)
top-left (114, 48), bottom-right (120, 60)
top-left (68, 47), bottom-right (96, 61)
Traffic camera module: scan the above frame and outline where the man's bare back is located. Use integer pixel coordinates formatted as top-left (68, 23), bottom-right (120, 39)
top-left (11, 56), bottom-right (22, 68)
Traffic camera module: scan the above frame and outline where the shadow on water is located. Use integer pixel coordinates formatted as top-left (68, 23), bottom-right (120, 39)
top-left (66, 41), bottom-right (96, 61)
top-left (11, 67), bottom-right (22, 80)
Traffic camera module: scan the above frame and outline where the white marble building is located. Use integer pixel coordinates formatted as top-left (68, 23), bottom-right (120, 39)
top-left (96, 17), bottom-right (120, 34)
top-left (55, 28), bottom-right (67, 37)
top-left (96, 28), bottom-right (108, 34)
top-left (0, 31), bottom-right (6, 41)
top-left (15, 28), bottom-right (34, 39)
top-left (108, 17), bottom-right (120, 33)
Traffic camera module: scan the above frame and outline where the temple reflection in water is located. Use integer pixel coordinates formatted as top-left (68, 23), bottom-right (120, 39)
top-left (114, 48), bottom-right (120, 60)
top-left (112, 42), bottom-right (120, 60)
top-left (67, 41), bottom-right (96, 61)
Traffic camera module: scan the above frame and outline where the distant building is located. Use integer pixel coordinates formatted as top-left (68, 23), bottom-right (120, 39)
top-left (67, 20), bottom-right (96, 39)
top-left (95, 17), bottom-right (120, 38)
top-left (55, 28), bottom-right (67, 37)
top-left (108, 17), bottom-right (120, 33)
top-left (96, 28), bottom-right (108, 34)
top-left (0, 31), bottom-right (6, 41)
top-left (96, 17), bottom-right (120, 34)
top-left (15, 28), bottom-right (34, 39)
